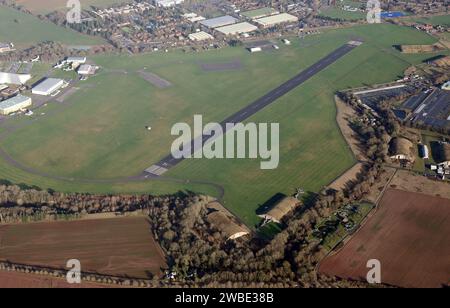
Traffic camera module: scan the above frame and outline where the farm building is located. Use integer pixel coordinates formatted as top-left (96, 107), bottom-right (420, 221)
top-left (216, 22), bottom-right (258, 36)
top-left (77, 64), bottom-right (97, 75)
top-left (437, 143), bottom-right (450, 168)
top-left (241, 7), bottom-right (279, 20)
top-left (389, 137), bottom-right (415, 162)
top-left (200, 16), bottom-right (238, 29)
top-left (254, 13), bottom-right (298, 28)
top-left (32, 78), bottom-right (65, 96)
top-left (0, 72), bottom-right (31, 85)
top-left (258, 196), bottom-right (300, 224)
top-left (188, 31), bottom-right (214, 42)
top-left (0, 94), bottom-right (32, 115)
top-left (206, 202), bottom-right (250, 241)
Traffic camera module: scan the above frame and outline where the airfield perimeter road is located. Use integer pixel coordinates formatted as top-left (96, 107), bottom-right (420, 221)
top-left (146, 41), bottom-right (363, 176)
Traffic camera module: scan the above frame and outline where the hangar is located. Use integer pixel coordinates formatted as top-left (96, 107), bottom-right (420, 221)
top-left (258, 196), bottom-right (300, 224)
top-left (0, 72), bottom-right (31, 85)
top-left (0, 94), bottom-right (32, 115)
top-left (32, 78), bottom-right (65, 96)
top-left (200, 15), bottom-right (238, 29)
top-left (216, 22), bottom-right (258, 36)
top-left (254, 13), bottom-right (298, 28)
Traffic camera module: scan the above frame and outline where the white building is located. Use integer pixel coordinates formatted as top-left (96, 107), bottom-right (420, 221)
top-left (254, 13), bottom-right (298, 28)
top-left (215, 22), bottom-right (258, 36)
top-left (188, 31), bottom-right (214, 42)
top-left (77, 64), bottom-right (98, 75)
top-left (66, 57), bottom-right (87, 65)
top-left (201, 16), bottom-right (238, 29)
top-left (0, 72), bottom-right (31, 85)
top-left (248, 47), bottom-right (262, 53)
top-left (32, 78), bottom-right (65, 96)
top-left (154, 0), bottom-right (184, 7)
top-left (0, 94), bottom-right (32, 115)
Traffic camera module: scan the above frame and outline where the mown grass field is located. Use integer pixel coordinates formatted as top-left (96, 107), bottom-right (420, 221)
top-left (0, 5), bottom-right (103, 48)
top-left (0, 24), bottom-right (441, 226)
top-left (407, 14), bottom-right (450, 27)
top-left (319, 0), bottom-right (366, 21)
top-left (15, 0), bottom-right (132, 14)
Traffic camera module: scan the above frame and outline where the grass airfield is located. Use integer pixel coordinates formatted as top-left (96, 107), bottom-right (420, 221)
top-left (0, 24), bottom-right (443, 226)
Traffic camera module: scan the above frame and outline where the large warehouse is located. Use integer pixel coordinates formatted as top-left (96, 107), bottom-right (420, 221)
top-left (216, 22), bottom-right (258, 36)
top-left (0, 72), bottom-right (31, 85)
top-left (241, 7), bottom-right (279, 20)
top-left (254, 13), bottom-right (298, 28)
top-left (0, 94), bottom-right (32, 115)
top-left (32, 78), bottom-right (65, 96)
top-left (200, 15), bottom-right (238, 29)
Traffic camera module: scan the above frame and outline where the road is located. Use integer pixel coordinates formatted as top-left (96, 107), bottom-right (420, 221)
top-left (145, 41), bottom-right (363, 176)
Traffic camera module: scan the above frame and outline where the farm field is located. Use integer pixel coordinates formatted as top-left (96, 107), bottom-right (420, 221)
top-left (319, 189), bottom-right (450, 288)
top-left (0, 271), bottom-right (113, 288)
top-left (15, 0), bottom-right (132, 14)
top-left (0, 5), bottom-right (103, 48)
top-left (0, 24), bottom-right (441, 226)
top-left (0, 217), bottom-right (167, 279)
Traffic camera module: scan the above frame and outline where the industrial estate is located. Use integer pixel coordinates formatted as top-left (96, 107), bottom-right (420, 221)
top-left (0, 0), bottom-right (449, 290)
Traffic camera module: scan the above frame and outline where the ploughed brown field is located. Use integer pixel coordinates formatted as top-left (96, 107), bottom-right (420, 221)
top-left (0, 271), bottom-right (113, 288)
top-left (319, 189), bottom-right (450, 288)
top-left (0, 217), bottom-right (166, 279)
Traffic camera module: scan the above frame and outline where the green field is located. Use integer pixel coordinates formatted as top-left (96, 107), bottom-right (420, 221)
top-left (0, 24), bottom-right (440, 226)
top-left (0, 5), bottom-right (103, 48)
top-left (407, 14), bottom-right (450, 27)
top-left (319, 1), bottom-right (366, 21)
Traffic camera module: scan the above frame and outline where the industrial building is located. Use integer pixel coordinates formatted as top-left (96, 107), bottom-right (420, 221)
top-left (200, 16), bottom-right (238, 29)
top-left (0, 94), bottom-right (32, 115)
top-left (0, 72), bottom-right (32, 85)
top-left (32, 78), bottom-right (65, 96)
top-left (241, 7), bottom-right (279, 20)
top-left (254, 13), bottom-right (298, 28)
top-left (216, 22), bottom-right (258, 36)
top-left (154, 0), bottom-right (184, 7)
top-left (188, 31), bottom-right (214, 42)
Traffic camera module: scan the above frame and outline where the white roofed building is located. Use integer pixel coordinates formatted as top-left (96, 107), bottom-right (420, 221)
top-left (216, 22), bottom-right (258, 36)
top-left (0, 94), bottom-right (32, 115)
top-left (201, 16), bottom-right (238, 29)
top-left (188, 31), bottom-right (214, 42)
top-left (154, 0), bottom-right (184, 7)
top-left (0, 72), bottom-right (31, 85)
top-left (32, 78), bottom-right (65, 96)
top-left (254, 13), bottom-right (298, 28)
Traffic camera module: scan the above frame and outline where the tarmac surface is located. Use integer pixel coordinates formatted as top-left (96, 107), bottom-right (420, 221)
top-left (146, 41), bottom-right (362, 176)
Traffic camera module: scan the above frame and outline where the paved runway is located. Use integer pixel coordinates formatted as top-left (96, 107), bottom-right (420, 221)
top-left (145, 41), bottom-right (362, 176)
